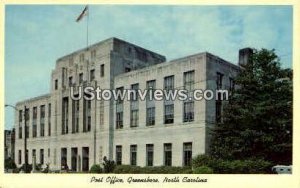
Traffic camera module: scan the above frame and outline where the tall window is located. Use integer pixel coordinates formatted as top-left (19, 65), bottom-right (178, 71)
top-left (164, 104), bottom-right (174, 124)
top-left (164, 76), bottom-right (174, 124)
top-left (216, 72), bottom-right (223, 89)
top-left (32, 107), bottom-right (37, 138)
top-left (83, 99), bottom-right (91, 132)
top-left (229, 77), bottom-right (235, 92)
top-left (48, 103), bottom-right (51, 136)
top-left (216, 95), bottom-right (222, 123)
top-left (79, 53), bottom-right (84, 62)
top-left (79, 73), bottom-right (83, 84)
top-left (72, 99), bottom-right (80, 133)
top-left (90, 69), bottom-right (95, 81)
top-left (18, 110), bottom-right (22, 139)
top-left (100, 64), bottom-right (105, 77)
top-left (62, 97), bottom-right (68, 134)
top-left (116, 145), bottom-right (122, 165)
top-left (68, 76), bottom-right (73, 87)
top-left (130, 145), bottom-right (137, 166)
top-left (32, 149), bottom-right (36, 159)
top-left (183, 101), bottom-right (194, 122)
top-left (40, 105), bottom-right (45, 137)
top-left (146, 144), bottom-right (154, 166)
top-left (91, 50), bottom-right (96, 59)
top-left (164, 143), bottom-right (172, 166)
top-left (116, 87), bottom-right (124, 129)
top-left (18, 150), bottom-right (22, 164)
top-left (130, 84), bottom-right (139, 127)
top-left (183, 142), bottom-right (192, 166)
top-left (40, 149), bottom-right (44, 165)
top-left (184, 71), bottom-right (195, 91)
top-left (146, 80), bottom-right (156, 126)
top-left (25, 108), bottom-right (29, 138)
top-left (55, 79), bottom-right (58, 90)
top-left (100, 100), bottom-right (104, 129)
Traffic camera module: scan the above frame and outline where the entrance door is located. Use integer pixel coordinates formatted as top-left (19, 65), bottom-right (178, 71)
top-left (82, 147), bottom-right (89, 172)
top-left (71, 148), bottom-right (78, 172)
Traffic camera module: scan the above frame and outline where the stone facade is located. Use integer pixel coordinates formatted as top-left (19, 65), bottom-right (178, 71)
top-left (14, 37), bottom-right (240, 171)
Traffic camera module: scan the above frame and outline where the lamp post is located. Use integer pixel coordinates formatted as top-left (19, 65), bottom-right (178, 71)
top-left (5, 104), bottom-right (28, 173)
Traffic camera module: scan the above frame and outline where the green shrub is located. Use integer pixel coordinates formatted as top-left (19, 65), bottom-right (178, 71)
top-left (102, 156), bottom-right (116, 173)
top-left (212, 159), bottom-right (272, 174)
top-left (193, 166), bottom-right (213, 174)
top-left (114, 165), bottom-right (142, 174)
top-left (90, 164), bottom-right (103, 173)
top-left (4, 158), bottom-right (16, 170)
top-left (113, 165), bottom-right (192, 174)
top-left (19, 163), bottom-right (32, 173)
top-left (192, 154), bottom-right (213, 168)
top-left (192, 155), bottom-right (273, 174)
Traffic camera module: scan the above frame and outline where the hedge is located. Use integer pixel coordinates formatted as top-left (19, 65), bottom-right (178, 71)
top-left (192, 154), bottom-right (273, 174)
top-left (113, 165), bottom-right (193, 174)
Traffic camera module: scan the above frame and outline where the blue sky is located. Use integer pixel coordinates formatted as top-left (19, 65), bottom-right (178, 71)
top-left (5, 5), bottom-right (292, 129)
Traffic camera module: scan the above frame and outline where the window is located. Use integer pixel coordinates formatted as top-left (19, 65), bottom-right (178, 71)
top-left (32, 149), bottom-right (36, 158)
top-left (130, 84), bottom-right (139, 127)
top-left (18, 110), bottom-right (22, 139)
top-left (91, 50), bottom-right (96, 59)
top-left (164, 75), bottom-right (174, 91)
top-left (18, 150), bottom-right (22, 164)
top-left (48, 148), bottom-right (50, 158)
top-left (79, 73), bottom-right (83, 84)
top-left (164, 104), bottom-right (174, 124)
top-left (146, 80), bottom-right (156, 126)
top-left (116, 145), bottom-right (122, 165)
top-left (25, 108), bottom-right (29, 138)
top-left (183, 143), bottom-right (192, 166)
top-left (116, 87), bottom-right (124, 129)
top-left (48, 103), bottom-right (51, 136)
top-left (164, 143), bottom-right (172, 166)
top-left (216, 72), bottom-right (223, 89)
top-left (229, 77), bottom-right (235, 92)
top-left (55, 79), bottom-right (58, 90)
top-left (83, 99), bottom-right (91, 132)
top-left (164, 76), bottom-right (174, 124)
top-left (72, 100), bottom-right (80, 133)
top-left (130, 145), bottom-right (137, 166)
top-left (100, 100), bottom-right (104, 129)
top-left (100, 64), bottom-right (104, 77)
top-left (69, 76), bottom-right (73, 87)
top-left (90, 69), bottom-right (95, 81)
top-left (116, 112), bottom-right (123, 129)
top-left (40, 149), bottom-right (44, 165)
top-left (80, 54), bottom-right (84, 62)
top-left (183, 101), bottom-right (194, 122)
top-left (216, 98), bottom-right (222, 123)
top-left (184, 71), bottom-right (195, 91)
top-left (32, 107), bottom-right (37, 138)
top-left (146, 107), bottom-right (155, 126)
top-left (82, 147), bottom-right (89, 172)
top-left (130, 110), bottom-right (139, 127)
top-left (146, 144), bottom-right (154, 166)
top-left (61, 148), bottom-right (67, 170)
top-left (62, 97), bottom-right (68, 134)
top-left (40, 105), bottom-right (45, 137)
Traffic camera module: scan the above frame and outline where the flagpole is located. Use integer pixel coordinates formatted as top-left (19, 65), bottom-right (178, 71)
top-left (86, 5), bottom-right (89, 50)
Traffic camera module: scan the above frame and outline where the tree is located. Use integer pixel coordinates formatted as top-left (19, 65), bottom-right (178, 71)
top-left (210, 48), bottom-right (292, 165)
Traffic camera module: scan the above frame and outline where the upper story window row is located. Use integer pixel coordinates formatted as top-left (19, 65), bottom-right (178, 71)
top-left (54, 64), bottom-right (105, 90)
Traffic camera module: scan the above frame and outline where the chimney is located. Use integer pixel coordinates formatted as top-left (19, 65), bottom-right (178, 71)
top-left (238, 48), bottom-right (253, 66)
